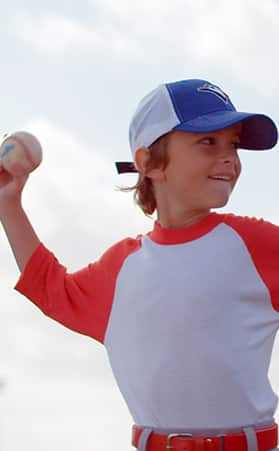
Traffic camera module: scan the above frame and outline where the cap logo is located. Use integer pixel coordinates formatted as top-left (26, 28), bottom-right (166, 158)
top-left (197, 83), bottom-right (230, 104)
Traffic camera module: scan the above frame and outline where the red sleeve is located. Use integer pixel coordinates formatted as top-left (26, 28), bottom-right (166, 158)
top-left (223, 214), bottom-right (279, 312)
top-left (15, 238), bottom-right (141, 343)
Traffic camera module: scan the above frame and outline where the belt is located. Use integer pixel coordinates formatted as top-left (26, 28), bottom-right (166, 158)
top-left (132, 423), bottom-right (278, 451)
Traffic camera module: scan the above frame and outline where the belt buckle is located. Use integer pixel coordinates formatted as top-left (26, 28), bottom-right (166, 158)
top-left (166, 433), bottom-right (193, 450)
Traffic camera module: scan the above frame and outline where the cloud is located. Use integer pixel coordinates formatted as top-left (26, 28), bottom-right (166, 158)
top-left (2, 380), bottom-right (132, 451)
top-left (182, 0), bottom-right (279, 86)
top-left (93, 0), bottom-right (174, 18)
top-left (13, 12), bottom-right (143, 57)
top-left (12, 0), bottom-right (279, 94)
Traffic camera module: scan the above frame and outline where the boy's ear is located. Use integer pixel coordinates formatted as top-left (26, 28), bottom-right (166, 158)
top-left (134, 147), bottom-right (164, 180)
top-left (134, 147), bottom-right (150, 173)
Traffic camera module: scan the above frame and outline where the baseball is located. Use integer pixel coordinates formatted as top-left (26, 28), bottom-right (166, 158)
top-left (0, 131), bottom-right (42, 176)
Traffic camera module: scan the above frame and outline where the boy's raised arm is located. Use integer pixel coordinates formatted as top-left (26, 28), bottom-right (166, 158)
top-left (0, 162), bottom-right (40, 272)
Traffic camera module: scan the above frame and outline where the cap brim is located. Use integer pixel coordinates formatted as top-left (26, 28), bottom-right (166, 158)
top-left (174, 111), bottom-right (278, 150)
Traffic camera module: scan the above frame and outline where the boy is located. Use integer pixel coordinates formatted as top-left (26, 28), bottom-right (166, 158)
top-left (0, 78), bottom-right (279, 451)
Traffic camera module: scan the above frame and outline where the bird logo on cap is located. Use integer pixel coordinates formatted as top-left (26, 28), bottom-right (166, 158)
top-left (197, 83), bottom-right (230, 104)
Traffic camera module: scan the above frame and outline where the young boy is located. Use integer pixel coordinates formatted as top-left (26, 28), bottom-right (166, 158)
top-left (0, 78), bottom-right (279, 451)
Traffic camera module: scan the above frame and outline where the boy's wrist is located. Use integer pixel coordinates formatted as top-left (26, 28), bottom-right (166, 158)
top-left (0, 198), bottom-right (23, 220)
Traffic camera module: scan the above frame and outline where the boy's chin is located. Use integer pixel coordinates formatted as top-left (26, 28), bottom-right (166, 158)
top-left (208, 194), bottom-right (231, 209)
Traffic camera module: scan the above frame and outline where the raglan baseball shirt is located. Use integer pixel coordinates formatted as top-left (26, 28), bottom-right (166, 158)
top-left (15, 212), bottom-right (279, 430)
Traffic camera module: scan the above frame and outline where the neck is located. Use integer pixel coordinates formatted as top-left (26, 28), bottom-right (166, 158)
top-left (157, 208), bottom-right (211, 229)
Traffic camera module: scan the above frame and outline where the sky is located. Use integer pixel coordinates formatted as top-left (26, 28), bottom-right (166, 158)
top-left (0, 0), bottom-right (279, 450)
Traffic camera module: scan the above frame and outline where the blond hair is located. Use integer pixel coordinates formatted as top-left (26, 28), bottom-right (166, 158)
top-left (120, 134), bottom-right (170, 216)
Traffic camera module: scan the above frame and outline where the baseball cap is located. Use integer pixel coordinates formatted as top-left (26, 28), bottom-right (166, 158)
top-left (115, 79), bottom-right (278, 174)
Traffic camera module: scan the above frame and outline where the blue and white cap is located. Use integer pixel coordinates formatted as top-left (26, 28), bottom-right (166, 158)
top-left (116, 79), bottom-right (278, 173)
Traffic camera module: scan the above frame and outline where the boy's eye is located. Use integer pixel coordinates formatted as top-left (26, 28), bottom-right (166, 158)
top-left (201, 137), bottom-right (214, 145)
top-left (200, 137), bottom-right (240, 149)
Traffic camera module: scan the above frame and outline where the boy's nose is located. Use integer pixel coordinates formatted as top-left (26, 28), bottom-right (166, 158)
top-left (223, 155), bottom-right (235, 164)
top-left (219, 146), bottom-right (238, 163)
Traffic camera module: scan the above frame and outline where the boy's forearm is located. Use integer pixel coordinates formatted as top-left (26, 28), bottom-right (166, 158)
top-left (0, 202), bottom-right (40, 272)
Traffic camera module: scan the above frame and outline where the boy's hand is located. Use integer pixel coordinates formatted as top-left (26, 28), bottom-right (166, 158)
top-left (0, 160), bottom-right (28, 212)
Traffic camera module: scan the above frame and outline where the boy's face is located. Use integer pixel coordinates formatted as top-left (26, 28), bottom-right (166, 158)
top-left (154, 123), bottom-right (242, 212)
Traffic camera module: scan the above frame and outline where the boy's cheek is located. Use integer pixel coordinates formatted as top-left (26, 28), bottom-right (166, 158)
top-left (232, 161), bottom-right (241, 185)
top-left (236, 155), bottom-right (242, 173)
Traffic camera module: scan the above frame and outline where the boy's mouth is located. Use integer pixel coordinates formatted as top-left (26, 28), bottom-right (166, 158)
top-left (208, 174), bottom-right (234, 182)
